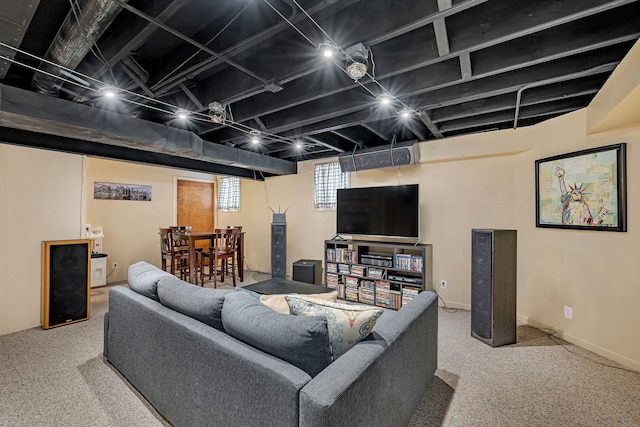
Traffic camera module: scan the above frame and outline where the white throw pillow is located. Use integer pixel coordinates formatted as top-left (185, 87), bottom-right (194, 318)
top-left (285, 296), bottom-right (383, 359)
top-left (260, 291), bottom-right (338, 314)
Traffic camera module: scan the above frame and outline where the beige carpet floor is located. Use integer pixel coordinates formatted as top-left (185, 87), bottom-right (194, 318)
top-left (1, 272), bottom-right (639, 426)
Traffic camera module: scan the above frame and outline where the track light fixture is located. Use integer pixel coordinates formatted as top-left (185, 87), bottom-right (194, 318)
top-left (99, 85), bottom-right (118, 98)
top-left (175, 108), bottom-right (190, 119)
top-left (379, 94), bottom-right (393, 105)
top-left (318, 42), bottom-right (338, 58)
top-left (208, 101), bottom-right (226, 124)
top-left (250, 129), bottom-right (261, 144)
top-left (345, 43), bottom-right (369, 81)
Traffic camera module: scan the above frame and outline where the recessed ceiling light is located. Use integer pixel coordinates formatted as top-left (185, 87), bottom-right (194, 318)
top-left (295, 141), bottom-right (303, 149)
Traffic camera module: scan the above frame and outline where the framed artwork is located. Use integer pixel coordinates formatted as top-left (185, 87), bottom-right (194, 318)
top-left (94, 182), bottom-right (152, 201)
top-left (535, 143), bottom-right (626, 231)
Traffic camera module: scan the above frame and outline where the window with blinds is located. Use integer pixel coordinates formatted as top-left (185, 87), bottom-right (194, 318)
top-left (217, 176), bottom-right (240, 211)
top-left (314, 161), bottom-right (347, 209)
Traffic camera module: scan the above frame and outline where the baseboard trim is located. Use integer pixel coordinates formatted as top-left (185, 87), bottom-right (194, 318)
top-left (517, 314), bottom-right (639, 372)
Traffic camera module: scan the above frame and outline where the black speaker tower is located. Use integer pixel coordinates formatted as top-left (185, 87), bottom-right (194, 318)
top-left (271, 213), bottom-right (286, 278)
top-left (471, 229), bottom-right (517, 347)
top-left (42, 239), bottom-right (91, 329)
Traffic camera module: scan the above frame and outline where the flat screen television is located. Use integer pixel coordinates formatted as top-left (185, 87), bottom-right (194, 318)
top-left (336, 184), bottom-right (419, 238)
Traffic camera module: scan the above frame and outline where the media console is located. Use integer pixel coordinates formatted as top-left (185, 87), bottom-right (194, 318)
top-left (324, 239), bottom-right (433, 310)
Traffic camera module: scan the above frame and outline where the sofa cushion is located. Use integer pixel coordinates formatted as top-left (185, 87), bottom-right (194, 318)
top-left (157, 276), bottom-right (232, 331)
top-left (127, 261), bottom-right (174, 301)
top-left (260, 291), bottom-right (338, 314)
top-left (285, 296), bottom-right (384, 359)
top-left (235, 287), bottom-right (261, 299)
top-left (222, 292), bottom-right (332, 376)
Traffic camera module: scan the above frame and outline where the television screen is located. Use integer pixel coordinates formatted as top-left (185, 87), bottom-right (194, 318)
top-left (336, 184), bottom-right (419, 238)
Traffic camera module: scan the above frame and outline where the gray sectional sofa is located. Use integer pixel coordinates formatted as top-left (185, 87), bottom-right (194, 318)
top-left (103, 262), bottom-right (438, 427)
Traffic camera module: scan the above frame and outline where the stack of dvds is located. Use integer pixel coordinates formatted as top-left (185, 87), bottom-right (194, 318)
top-left (394, 254), bottom-right (424, 272)
top-left (367, 267), bottom-right (384, 279)
top-left (344, 276), bottom-right (359, 301)
top-left (350, 265), bottom-right (365, 276)
top-left (375, 281), bottom-right (390, 308)
top-left (401, 286), bottom-right (421, 306)
top-left (359, 280), bottom-right (375, 305)
top-left (338, 263), bottom-right (350, 274)
top-left (389, 288), bottom-right (401, 310)
top-left (326, 273), bottom-right (339, 289)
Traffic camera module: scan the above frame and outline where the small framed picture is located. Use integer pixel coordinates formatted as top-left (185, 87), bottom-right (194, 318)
top-left (94, 182), bottom-right (152, 201)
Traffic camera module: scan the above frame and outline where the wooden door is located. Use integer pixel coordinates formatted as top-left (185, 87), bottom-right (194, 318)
top-left (177, 180), bottom-right (215, 236)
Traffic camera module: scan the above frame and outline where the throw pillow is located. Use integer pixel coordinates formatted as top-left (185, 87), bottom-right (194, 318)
top-left (222, 292), bottom-right (332, 377)
top-left (157, 277), bottom-right (232, 331)
top-left (285, 296), bottom-right (384, 359)
top-left (127, 261), bottom-right (174, 301)
top-left (260, 291), bottom-right (338, 314)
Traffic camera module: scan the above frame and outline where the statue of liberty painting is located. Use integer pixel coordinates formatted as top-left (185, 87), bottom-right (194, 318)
top-left (555, 163), bottom-right (608, 226)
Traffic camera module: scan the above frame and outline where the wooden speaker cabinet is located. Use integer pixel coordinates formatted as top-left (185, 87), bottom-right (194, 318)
top-left (42, 239), bottom-right (91, 329)
top-left (471, 229), bottom-right (517, 347)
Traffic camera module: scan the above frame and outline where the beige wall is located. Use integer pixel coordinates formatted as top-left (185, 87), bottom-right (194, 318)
top-left (233, 113), bottom-right (639, 370)
top-left (85, 158), bottom-right (216, 283)
top-left (0, 145), bottom-right (84, 335)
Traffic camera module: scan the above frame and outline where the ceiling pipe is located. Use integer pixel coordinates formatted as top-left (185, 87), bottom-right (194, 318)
top-left (513, 62), bottom-right (618, 129)
top-left (32, 0), bottom-right (127, 95)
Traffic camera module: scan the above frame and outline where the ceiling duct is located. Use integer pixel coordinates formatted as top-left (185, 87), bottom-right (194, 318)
top-left (31, 0), bottom-right (127, 95)
top-left (338, 141), bottom-right (419, 173)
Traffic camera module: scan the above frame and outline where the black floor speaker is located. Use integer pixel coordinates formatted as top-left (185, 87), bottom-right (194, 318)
top-left (471, 229), bottom-right (517, 347)
top-left (271, 221), bottom-right (286, 279)
top-left (42, 239), bottom-right (91, 329)
top-left (293, 259), bottom-right (322, 285)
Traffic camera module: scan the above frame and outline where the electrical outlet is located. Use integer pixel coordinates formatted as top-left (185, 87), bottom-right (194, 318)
top-left (112, 262), bottom-right (118, 270)
top-left (439, 279), bottom-right (447, 289)
top-left (564, 305), bottom-right (573, 319)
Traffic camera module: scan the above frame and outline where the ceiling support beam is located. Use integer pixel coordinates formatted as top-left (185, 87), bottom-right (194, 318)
top-left (331, 130), bottom-right (362, 148)
top-left (418, 111), bottom-right (444, 138)
top-left (433, 19), bottom-right (450, 56)
top-left (434, 0), bottom-right (452, 58)
top-left (119, 62), bottom-right (155, 98)
top-left (79, 0), bottom-right (185, 79)
top-left (300, 136), bottom-right (345, 153)
top-left (362, 123), bottom-right (392, 142)
top-left (111, 0), bottom-right (270, 85)
top-left (0, 0), bottom-right (41, 79)
top-left (179, 83), bottom-right (205, 111)
top-left (403, 119), bottom-right (428, 141)
top-left (460, 52), bottom-right (472, 79)
top-left (0, 84), bottom-right (296, 176)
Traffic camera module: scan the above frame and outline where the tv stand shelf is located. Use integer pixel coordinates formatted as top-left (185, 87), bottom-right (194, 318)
top-left (324, 239), bottom-right (433, 310)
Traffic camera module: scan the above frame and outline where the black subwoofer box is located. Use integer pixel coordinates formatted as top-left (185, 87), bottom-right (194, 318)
top-left (293, 259), bottom-right (322, 285)
top-left (42, 239), bottom-right (91, 329)
top-left (471, 229), bottom-right (517, 347)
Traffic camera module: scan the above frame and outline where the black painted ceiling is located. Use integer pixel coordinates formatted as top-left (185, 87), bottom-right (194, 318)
top-left (1, 0), bottom-right (638, 173)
